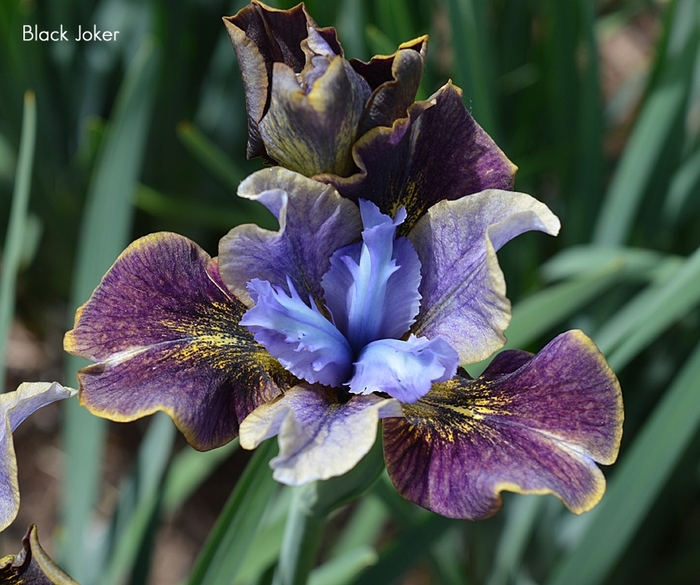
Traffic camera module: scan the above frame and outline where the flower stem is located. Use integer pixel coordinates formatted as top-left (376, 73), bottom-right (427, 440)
top-left (271, 435), bottom-right (386, 585)
top-left (272, 482), bottom-right (326, 585)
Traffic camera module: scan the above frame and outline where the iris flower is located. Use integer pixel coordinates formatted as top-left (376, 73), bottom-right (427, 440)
top-left (62, 2), bottom-right (622, 520)
top-left (64, 166), bottom-right (622, 519)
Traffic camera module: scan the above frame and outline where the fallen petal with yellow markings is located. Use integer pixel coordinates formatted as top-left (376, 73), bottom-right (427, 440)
top-left (64, 232), bottom-right (293, 451)
top-left (383, 330), bottom-right (623, 519)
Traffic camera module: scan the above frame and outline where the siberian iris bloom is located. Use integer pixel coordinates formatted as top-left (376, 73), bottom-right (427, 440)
top-left (64, 167), bottom-right (622, 519)
top-left (61, 2), bottom-right (622, 521)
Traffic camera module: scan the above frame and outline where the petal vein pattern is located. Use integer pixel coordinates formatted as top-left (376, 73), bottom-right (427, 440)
top-left (242, 278), bottom-right (353, 386)
top-left (239, 193), bottom-right (457, 402)
top-left (64, 232), bottom-right (293, 451)
top-left (322, 200), bottom-right (421, 351)
top-left (318, 83), bottom-right (518, 232)
top-left (219, 168), bottom-right (363, 308)
top-left (349, 335), bottom-right (458, 403)
top-left (240, 384), bottom-right (402, 484)
top-left (408, 189), bottom-right (561, 365)
top-left (382, 331), bottom-right (623, 519)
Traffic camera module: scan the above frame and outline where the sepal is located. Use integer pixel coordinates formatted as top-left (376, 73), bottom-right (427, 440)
top-left (383, 331), bottom-right (623, 519)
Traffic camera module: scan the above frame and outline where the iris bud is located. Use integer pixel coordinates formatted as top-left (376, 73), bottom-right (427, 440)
top-left (224, 1), bottom-right (426, 176)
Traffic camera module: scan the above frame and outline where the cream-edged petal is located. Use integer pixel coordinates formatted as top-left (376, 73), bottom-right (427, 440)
top-left (240, 384), bottom-right (402, 484)
top-left (64, 233), bottom-right (292, 451)
top-left (409, 189), bottom-right (560, 365)
top-left (258, 57), bottom-right (370, 176)
top-left (383, 331), bottom-right (623, 519)
top-left (0, 524), bottom-right (78, 583)
top-left (0, 382), bottom-right (76, 532)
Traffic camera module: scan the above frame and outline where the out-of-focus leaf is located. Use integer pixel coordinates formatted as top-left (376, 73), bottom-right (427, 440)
top-left (308, 547), bottom-right (378, 585)
top-left (330, 495), bottom-right (388, 556)
top-left (593, 0), bottom-right (699, 245)
top-left (234, 489), bottom-right (289, 585)
top-left (485, 497), bottom-right (544, 585)
top-left (0, 92), bottom-right (36, 393)
top-left (663, 147), bottom-right (700, 223)
top-left (445, 0), bottom-right (498, 136)
top-left (564, 0), bottom-right (605, 245)
top-left (100, 413), bottom-right (176, 585)
top-left (540, 246), bottom-right (682, 283)
top-left (177, 121), bottom-right (247, 193)
top-left (365, 24), bottom-right (396, 57)
top-left (162, 440), bottom-right (239, 515)
top-left (0, 132), bottom-right (16, 183)
top-left (187, 439), bottom-right (279, 585)
top-left (547, 339), bottom-right (700, 585)
top-left (61, 38), bottom-right (160, 584)
top-left (134, 184), bottom-right (246, 229)
top-left (347, 512), bottom-right (456, 585)
top-left (594, 244), bottom-right (700, 369)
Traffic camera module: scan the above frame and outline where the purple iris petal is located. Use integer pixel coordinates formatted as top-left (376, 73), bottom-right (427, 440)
top-left (219, 168), bottom-right (363, 309)
top-left (348, 335), bottom-right (458, 403)
top-left (239, 384), bottom-right (403, 484)
top-left (258, 56), bottom-right (370, 176)
top-left (321, 200), bottom-right (421, 352)
top-left (318, 82), bottom-right (517, 232)
top-left (64, 233), bottom-right (292, 451)
top-left (242, 278), bottom-right (353, 387)
top-left (302, 28), bottom-right (337, 90)
top-left (1, 382), bottom-right (76, 532)
top-left (409, 189), bottom-right (561, 365)
top-left (352, 38), bottom-right (427, 136)
top-left (383, 330), bottom-right (623, 519)
top-left (223, 2), bottom-right (334, 159)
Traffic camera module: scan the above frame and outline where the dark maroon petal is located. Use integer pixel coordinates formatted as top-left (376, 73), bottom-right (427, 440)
top-left (383, 331), bottom-right (623, 519)
top-left (224, 1), bottom-right (340, 159)
top-left (318, 82), bottom-right (517, 232)
top-left (64, 233), bottom-right (293, 451)
top-left (352, 36), bottom-right (428, 135)
top-left (350, 36), bottom-right (427, 91)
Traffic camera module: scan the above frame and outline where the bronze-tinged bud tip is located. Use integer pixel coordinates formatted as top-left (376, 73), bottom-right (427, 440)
top-left (224, 2), bottom-right (429, 177)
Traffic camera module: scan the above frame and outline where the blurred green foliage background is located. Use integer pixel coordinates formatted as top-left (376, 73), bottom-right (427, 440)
top-left (2, 0), bottom-right (700, 584)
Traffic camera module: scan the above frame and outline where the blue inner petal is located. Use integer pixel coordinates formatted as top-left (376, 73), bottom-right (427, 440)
top-left (321, 200), bottom-right (421, 353)
top-left (241, 278), bottom-right (353, 387)
top-left (241, 200), bottom-right (459, 400)
top-left (348, 334), bottom-right (459, 403)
